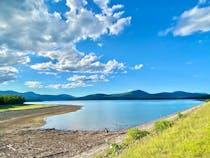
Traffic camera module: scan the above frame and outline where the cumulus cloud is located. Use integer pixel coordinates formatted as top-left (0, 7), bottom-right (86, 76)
top-left (133, 64), bottom-right (144, 70)
top-left (0, 67), bottom-right (19, 83)
top-left (0, 0), bottom-right (131, 50)
top-left (68, 74), bottom-right (108, 82)
top-left (48, 82), bottom-right (91, 89)
top-left (0, 47), bottom-right (30, 66)
top-left (0, 47), bottom-right (30, 83)
top-left (31, 48), bottom-right (125, 74)
top-left (0, 0), bottom-right (131, 86)
top-left (162, 1), bottom-right (210, 36)
top-left (48, 74), bottom-right (108, 89)
top-left (24, 81), bottom-right (43, 88)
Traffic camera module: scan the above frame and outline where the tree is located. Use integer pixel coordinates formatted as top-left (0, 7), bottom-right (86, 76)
top-left (0, 95), bottom-right (25, 105)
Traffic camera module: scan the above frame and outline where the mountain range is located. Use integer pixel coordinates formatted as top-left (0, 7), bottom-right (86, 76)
top-left (0, 90), bottom-right (208, 101)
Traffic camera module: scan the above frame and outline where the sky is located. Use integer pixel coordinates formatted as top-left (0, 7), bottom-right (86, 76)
top-left (0, 0), bottom-right (210, 96)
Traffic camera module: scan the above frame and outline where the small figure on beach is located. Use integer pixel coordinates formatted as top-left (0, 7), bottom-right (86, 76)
top-left (104, 128), bottom-right (109, 133)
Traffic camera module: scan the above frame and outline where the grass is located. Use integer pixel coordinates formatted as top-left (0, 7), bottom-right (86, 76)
top-left (0, 104), bottom-right (57, 112)
top-left (154, 120), bottom-right (174, 133)
top-left (124, 128), bottom-right (150, 143)
top-left (115, 102), bottom-right (210, 158)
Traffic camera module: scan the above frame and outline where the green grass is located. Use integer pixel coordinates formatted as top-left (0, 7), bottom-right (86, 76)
top-left (0, 104), bottom-right (57, 112)
top-left (154, 120), bottom-right (174, 133)
top-left (124, 128), bottom-right (150, 143)
top-left (116, 102), bottom-right (210, 158)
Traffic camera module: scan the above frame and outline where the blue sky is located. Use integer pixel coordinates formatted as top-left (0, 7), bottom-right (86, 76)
top-left (0, 0), bottom-right (210, 96)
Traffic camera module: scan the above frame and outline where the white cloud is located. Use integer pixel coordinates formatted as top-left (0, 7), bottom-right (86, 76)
top-left (0, 47), bottom-right (30, 66)
top-left (31, 62), bottom-right (53, 71)
top-left (104, 59), bottom-right (125, 73)
top-left (38, 71), bottom-right (57, 76)
top-left (97, 43), bottom-right (103, 47)
top-left (53, 0), bottom-right (61, 3)
top-left (0, 46), bottom-right (30, 82)
top-left (31, 49), bottom-right (125, 74)
top-left (0, 66), bottom-right (19, 83)
top-left (109, 17), bottom-right (131, 35)
top-left (0, 0), bottom-right (131, 50)
top-left (48, 82), bottom-right (91, 89)
top-left (24, 81), bottom-right (43, 88)
top-left (68, 74), bottom-right (108, 82)
top-left (133, 64), bottom-right (144, 70)
top-left (0, 0), bottom-right (131, 85)
top-left (163, 1), bottom-right (210, 36)
top-left (48, 74), bottom-right (108, 89)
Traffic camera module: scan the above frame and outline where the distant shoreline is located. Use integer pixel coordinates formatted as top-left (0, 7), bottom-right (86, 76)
top-left (27, 98), bottom-right (205, 102)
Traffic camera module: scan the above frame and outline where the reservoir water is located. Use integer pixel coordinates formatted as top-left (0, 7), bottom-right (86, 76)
top-left (26, 100), bottom-right (202, 131)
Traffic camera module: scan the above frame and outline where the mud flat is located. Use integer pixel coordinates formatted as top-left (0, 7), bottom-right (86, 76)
top-left (0, 105), bottom-right (125, 158)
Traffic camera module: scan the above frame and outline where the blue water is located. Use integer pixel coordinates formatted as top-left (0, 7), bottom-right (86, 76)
top-left (26, 100), bottom-right (202, 131)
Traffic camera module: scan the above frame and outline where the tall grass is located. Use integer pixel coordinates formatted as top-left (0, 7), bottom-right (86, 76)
top-left (117, 102), bottom-right (210, 158)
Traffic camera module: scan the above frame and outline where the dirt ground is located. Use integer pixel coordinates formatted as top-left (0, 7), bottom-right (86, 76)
top-left (0, 105), bottom-right (125, 158)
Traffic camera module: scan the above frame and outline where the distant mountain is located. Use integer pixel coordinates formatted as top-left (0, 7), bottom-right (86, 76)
top-left (150, 91), bottom-right (208, 99)
top-left (77, 90), bottom-right (151, 100)
top-left (0, 91), bottom-right (75, 101)
top-left (0, 90), bottom-right (208, 101)
top-left (77, 90), bottom-right (208, 100)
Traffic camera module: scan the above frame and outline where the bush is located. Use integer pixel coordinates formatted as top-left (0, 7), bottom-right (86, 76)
top-left (177, 112), bottom-right (184, 119)
top-left (154, 120), bottom-right (174, 133)
top-left (107, 142), bottom-right (122, 156)
top-left (125, 128), bottom-right (150, 142)
top-left (205, 99), bottom-right (210, 103)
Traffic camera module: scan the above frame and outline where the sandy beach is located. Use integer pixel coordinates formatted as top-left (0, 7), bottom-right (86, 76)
top-left (0, 103), bottom-right (203, 158)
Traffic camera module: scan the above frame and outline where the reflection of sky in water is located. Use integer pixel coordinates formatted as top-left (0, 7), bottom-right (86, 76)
top-left (26, 100), bottom-right (202, 131)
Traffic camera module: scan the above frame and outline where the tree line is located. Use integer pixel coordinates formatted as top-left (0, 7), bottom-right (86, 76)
top-left (0, 95), bottom-right (25, 105)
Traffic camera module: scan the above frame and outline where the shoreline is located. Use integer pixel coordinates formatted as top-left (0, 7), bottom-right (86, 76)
top-left (0, 102), bottom-right (204, 158)
top-left (0, 104), bottom-right (125, 158)
top-left (0, 105), bottom-right (82, 133)
top-left (76, 102), bottom-right (204, 158)
top-left (136, 102), bottom-right (203, 131)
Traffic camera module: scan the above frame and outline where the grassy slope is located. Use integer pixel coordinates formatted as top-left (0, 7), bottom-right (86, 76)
top-left (0, 104), bottom-right (57, 112)
top-left (117, 102), bottom-right (210, 158)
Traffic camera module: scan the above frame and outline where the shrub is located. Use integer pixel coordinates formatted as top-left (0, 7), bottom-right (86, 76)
top-left (177, 112), bottom-right (184, 119)
top-left (107, 142), bottom-right (122, 156)
top-left (154, 120), bottom-right (174, 133)
top-left (205, 99), bottom-right (210, 103)
top-left (125, 128), bottom-right (150, 142)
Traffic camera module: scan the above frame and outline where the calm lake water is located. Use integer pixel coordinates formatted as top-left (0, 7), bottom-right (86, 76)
top-left (26, 100), bottom-right (202, 131)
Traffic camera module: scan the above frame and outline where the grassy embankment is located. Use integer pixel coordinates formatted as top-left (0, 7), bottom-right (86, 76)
top-left (0, 104), bottom-right (57, 112)
top-left (98, 101), bottom-right (210, 158)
